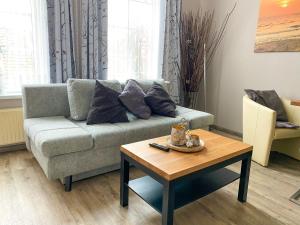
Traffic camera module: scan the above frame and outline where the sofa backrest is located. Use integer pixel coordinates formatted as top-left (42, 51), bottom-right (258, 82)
top-left (22, 84), bottom-right (70, 119)
top-left (22, 79), bottom-right (168, 120)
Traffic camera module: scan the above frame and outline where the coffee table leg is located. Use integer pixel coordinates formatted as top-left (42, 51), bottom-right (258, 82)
top-left (162, 181), bottom-right (175, 225)
top-left (120, 153), bottom-right (129, 207)
top-left (238, 155), bottom-right (251, 202)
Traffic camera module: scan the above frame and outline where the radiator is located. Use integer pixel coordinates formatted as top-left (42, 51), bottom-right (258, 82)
top-left (0, 108), bottom-right (25, 146)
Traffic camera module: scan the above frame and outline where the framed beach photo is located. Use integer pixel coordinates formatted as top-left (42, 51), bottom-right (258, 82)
top-left (255, 0), bottom-right (300, 52)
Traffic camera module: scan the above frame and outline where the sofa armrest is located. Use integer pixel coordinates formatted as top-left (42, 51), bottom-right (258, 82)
top-left (22, 84), bottom-right (70, 119)
top-left (281, 98), bottom-right (300, 125)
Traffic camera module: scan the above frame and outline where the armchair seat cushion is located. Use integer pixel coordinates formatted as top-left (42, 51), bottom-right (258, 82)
top-left (24, 117), bottom-right (94, 157)
top-left (274, 128), bottom-right (300, 140)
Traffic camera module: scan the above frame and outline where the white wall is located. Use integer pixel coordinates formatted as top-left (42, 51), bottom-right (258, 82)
top-left (182, 0), bottom-right (200, 11)
top-left (189, 0), bottom-right (300, 133)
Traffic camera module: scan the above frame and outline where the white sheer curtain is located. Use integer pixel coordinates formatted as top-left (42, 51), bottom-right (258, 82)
top-left (107, 0), bottom-right (166, 81)
top-left (0, 0), bottom-right (49, 96)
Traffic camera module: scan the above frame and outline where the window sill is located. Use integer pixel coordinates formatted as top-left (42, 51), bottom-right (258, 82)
top-left (0, 95), bottom-right (22, 100)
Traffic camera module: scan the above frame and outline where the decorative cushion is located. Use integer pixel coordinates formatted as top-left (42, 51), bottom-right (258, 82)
top-left (144, 82), bottom-right (176, 117)
top-left (118, 80), bottom-right (151, 119)
top-left (130, 79), bottom-right (166, 93)
top-left (244, 89), bottom-right (266, 105)
top-left (86, 81), bottom-right (128, 125)
top-left (245, 89), bottom-right (288, 122)
top-left (67, 79), bottom-right (122, 121)
top-left (276, 121), bottom-right (299, 129)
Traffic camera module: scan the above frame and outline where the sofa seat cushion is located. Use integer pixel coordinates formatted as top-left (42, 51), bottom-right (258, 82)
top-left (24, 117), bottom-right (93, 157)
top-left (176, 106), bottom-right (214, 129)
top-left (274, 128), bottom-right (300, 140)
top-left (75, 122), bottom-right (126, 149)
top-left (115, 115), bottom-right (183, 144)
top-left (76, 107), bottom-right (214, 149)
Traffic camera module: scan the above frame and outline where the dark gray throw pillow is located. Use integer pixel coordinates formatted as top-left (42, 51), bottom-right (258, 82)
top-left (145, 82), bottom-right (176, 117)
top-left (119, 80), bottom-right (151, 119)
top-left (245, 89), bottom-right (288, 122)
top-left (244, 89), bottom-right (266, 106)
top-left (86, 81), bottom-right (128, 125)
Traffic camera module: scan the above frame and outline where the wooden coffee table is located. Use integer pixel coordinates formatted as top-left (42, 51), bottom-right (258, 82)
top-left (120, 129), bottom-right (253, 225)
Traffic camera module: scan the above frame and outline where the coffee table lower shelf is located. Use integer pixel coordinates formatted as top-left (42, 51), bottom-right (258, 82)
top-left (127, 168), bottom-right (239, 213)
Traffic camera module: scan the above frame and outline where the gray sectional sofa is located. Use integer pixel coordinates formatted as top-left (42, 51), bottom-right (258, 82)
top-left (22, 79), bottom-right (214, 191)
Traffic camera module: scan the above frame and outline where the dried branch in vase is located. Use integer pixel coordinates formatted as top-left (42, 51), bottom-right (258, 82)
top-left (178, 4), bottom-right (236, 108)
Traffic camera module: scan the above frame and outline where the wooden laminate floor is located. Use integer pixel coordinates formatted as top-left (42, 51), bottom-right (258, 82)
top-left (0, 149), bottom-right (299, 225)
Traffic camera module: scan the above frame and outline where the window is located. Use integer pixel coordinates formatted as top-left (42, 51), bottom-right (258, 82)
top-left (0, 0), bottom-right (49, 96)
top-left (108, 0), bottom-right (166, 81)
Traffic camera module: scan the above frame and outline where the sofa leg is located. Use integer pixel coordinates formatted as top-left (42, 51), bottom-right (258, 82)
top-left (64, 176), bottom-right (72, 192)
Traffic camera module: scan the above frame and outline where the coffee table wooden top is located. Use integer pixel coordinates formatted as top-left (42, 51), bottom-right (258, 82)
top-left (121, 129), bottom-right (252, 181)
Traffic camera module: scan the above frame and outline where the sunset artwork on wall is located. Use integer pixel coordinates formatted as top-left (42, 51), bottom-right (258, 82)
top-left (255, 0), bottom-right (300, 52)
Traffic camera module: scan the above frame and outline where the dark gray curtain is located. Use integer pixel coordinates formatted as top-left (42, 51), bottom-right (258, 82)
top-left (47, 0), bottom-right (107, 83)
top-left (162, 0), bottom-right (181, 104)
top-left (47, 0), bottom-right (76, 83)
top-left (81, 0), bottom-right (108, 80)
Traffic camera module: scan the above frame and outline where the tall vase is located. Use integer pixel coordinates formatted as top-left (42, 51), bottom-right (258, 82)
top-left (184, 91), bottom-right (201, 109)
top-left (183, 92), bottom-right (191, 108)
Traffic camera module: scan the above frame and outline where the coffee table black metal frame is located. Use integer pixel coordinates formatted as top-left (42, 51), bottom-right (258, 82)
top-left (120, 151), bottom-right (252, 225)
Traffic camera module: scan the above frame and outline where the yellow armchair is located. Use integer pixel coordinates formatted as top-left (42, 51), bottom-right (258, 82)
top-left (243, 96), bottom-right (300, 166)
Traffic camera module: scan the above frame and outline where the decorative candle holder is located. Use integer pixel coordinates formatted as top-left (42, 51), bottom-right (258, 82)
top-left (170, 118), bottom-right (188, 146)
top-left (170, 124), bottom-right (186, 146)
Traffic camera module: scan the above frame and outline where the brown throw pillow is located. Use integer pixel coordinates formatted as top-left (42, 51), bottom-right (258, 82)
top-left (86, 81), bottom-right (128, 125)
top-left (144, 82), bottom-right (176, 117)
top-left (245, 89), bottom-right (288, 122)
